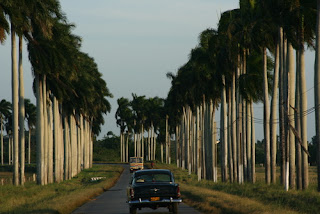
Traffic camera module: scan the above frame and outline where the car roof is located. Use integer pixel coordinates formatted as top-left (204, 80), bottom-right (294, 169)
top-left (134, 169), bottom-right (172, 175)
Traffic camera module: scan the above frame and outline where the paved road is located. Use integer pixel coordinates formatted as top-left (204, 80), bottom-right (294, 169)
top-left (72, 164), bottom-right (201, 214)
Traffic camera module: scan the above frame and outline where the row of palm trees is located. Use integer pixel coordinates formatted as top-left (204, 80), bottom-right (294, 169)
top-left (1, 0), bottom-right (112, 186)
top-left (164, 0), bottom-right (320, 192)
top-left (116, 95), bottom-right (166, 163)
top-left (0, 98), bottom-right (36, 166)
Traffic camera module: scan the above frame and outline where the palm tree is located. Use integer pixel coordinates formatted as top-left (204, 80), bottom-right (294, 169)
top-left (239, 50), bottom-right (271, 182)
top-left (11, 22), bottom-right (19, 186)
top-left (244, 1), bottom-right (275, 185)
top-left (261, 0), bottom-right (283, 184)
top-left (131, 94), bottom-right (147, 158)
top-left (287, 0), bottom-right (316, 190)
top-left (28, 20), bottom-right (78, 184)
top-left (145, 97), bottom-right (164, 161)
top-left (3, 0), bottom-right (32, 186)
top-left (217, 10), bottom-right (240, 182)
top-left (25, 99), bottom-right (36, 164)
top-left (116, 97), bottom-right (132, 162)
top-left (5, 112), bottom-right (12, 165)
top-left (165, 26), bottom-right (222, 181)
top-left (0, 99), bottom-right (11, 165)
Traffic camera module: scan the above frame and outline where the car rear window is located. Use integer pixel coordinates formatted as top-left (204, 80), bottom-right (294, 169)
top-left (134, 173), bottom-right (172, 183)
top-left (130, 157), bottom-right (143, 163)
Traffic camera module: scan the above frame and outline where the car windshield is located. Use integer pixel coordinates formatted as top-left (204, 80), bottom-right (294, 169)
top-left (130, 157), bottom-right (143, 163)
top-left (134, 173), bottom-right (172, 183)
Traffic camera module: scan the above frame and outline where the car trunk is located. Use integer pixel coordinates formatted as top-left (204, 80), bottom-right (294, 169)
top-left (133, 183), bottom-right (177, 199)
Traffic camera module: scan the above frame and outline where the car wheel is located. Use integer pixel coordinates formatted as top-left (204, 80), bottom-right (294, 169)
top-left (130, 206), bottom-right (137, 214)
top-left (172, 203), bottom-right (178, 214)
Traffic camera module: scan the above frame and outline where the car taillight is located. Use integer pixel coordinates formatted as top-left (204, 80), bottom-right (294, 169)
top-left (130, 188), bottom-right (134, 199)
top-left (177, 186), bottom-right (181, 198)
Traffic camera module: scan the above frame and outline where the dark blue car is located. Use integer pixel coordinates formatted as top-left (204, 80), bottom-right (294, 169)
top-left (127, 169), bottom-right (182, 214)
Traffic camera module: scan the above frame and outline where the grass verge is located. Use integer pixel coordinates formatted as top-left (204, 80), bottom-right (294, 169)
top-left (0, 164), bottom-right (123, 214)
top-left (154, 163), bottom-right (320, 214)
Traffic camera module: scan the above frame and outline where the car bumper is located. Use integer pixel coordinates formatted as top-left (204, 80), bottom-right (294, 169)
top-left (128, 197), bottom-right (182, 204)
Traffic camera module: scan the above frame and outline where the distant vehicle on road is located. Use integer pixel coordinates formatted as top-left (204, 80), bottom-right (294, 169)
top-left (127, 169), bottom-right (182, 214)
top-left (129, 157), bottom-right (144, 173)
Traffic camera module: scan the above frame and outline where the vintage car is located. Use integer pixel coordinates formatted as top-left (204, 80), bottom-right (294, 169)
top-left (129, 157), bottom-right (144, 173)
top-left (127, 169), bottom-right (182, 214)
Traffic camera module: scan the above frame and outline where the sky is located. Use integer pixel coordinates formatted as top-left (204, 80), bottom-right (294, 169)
top-left (0, 0), bottom-right (316, 142)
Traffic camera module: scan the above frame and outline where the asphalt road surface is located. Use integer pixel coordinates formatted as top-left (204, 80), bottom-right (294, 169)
top-left (72, 164), bottom-right (202, 214)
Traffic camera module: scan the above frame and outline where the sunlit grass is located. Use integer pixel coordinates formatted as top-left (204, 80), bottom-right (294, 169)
top-left (0, 165), bottom-right (123, 214)
top-left (155, 163), bottom-right (320, 214)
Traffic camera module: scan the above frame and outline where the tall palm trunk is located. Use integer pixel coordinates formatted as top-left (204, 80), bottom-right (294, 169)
top-left (236, 53), bottom-right (243, 184)
top-left (297, 13), bottom-right (308, 189)
top-left (148, 129), bottom-right (153, 160)
top-left (184, 107), bottom-right (189, 171)
top-left (202, 97), bottom-right (206, 180)
top-left (9, 135), bottom-right (12, 165)
top-left (221, 75), bottom-right (228, 182)
top-left (314, 0), bottom-right (320, 192)
top-left (47, 97), bottom-right (53, 184)
top-left (28, 127), bottom-right (31, 164)
top-left (242, 53), bottom-right (247, 181)
top-left (53, 97), bottom-right (59, 182)
top-left (126, 131), bottom-right (129, 162)
top-left (247, 100), bottom-right (252, 182)
top-left (211, 101), bottom-right (217, 182)
top-left (86, 119), bottom-right (90, 168)
top-left (251, 103), bottom-right (256, 183)
top-left (134, 131), bottom-right (137, 157)
top-left (80, 114), bottom-right (84, 172)
top-left (191, 115), bottom-right (195, 174)
top-left (149, 132), bottom-right (151, 161)
top-left (11, 25), bottom-right (19, 186)
top-left (166, 115), bottom-right (169, 164)
top-left (279, 28), bottom-right (286, 185)
top-left (43, 77), bottom-right (48, 184)
top-left (71, 113), bottom-right (77, 177)
top-left (153, 132), bottom-right (156, 160)
top-left (176, 125), bottom-right (179, 167)
top-left (89, 120), bottom-right (93, 168)
top-left (263, 47), bottom-right (271, 184)
top-left (188, 107), bottom-right (191, 172)
top-left (58, 106), bottom-right (64, 181)
top-left (196, 105), bottom-right (201, 181)
top-left (36, 74), bottom-right (43, 185)
top-left (181, 109), bottom-right (185, 169)
top-left (141, 124), bottom-right (144, 159)
top-left (299, 40), bottom-right (308, 190)
top-left (287, 42), bottom-right (295, 189)
top-left (120, 131), bottom-right (123, 162)
top-left (213, 121), bottom-right (218, 182)
top-left (270, 37), bottom-right (280, 184)
top-left (18, 36), bottom-right (25, 185)
top-left (204, 101), bottom-right (212, 179)
top-left (64, 115), bottom-right (69, 180)
top-left (242, 97), bottom-right (247, 181)
top-left (231, 72), bottom-right (237, 182)
top-left (227, 91), bottom-right (234, 183)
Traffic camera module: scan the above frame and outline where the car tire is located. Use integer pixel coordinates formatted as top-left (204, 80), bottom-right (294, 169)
top-left (172, 203), bottom-right (178, 214)
top-left (130, 206), bottom-right (137, 214)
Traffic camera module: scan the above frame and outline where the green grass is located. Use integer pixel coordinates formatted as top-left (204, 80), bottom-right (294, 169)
top-left (0, 164), bottom-right (123, 214)
top-left (155, 163), bottom-right (320, 214)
